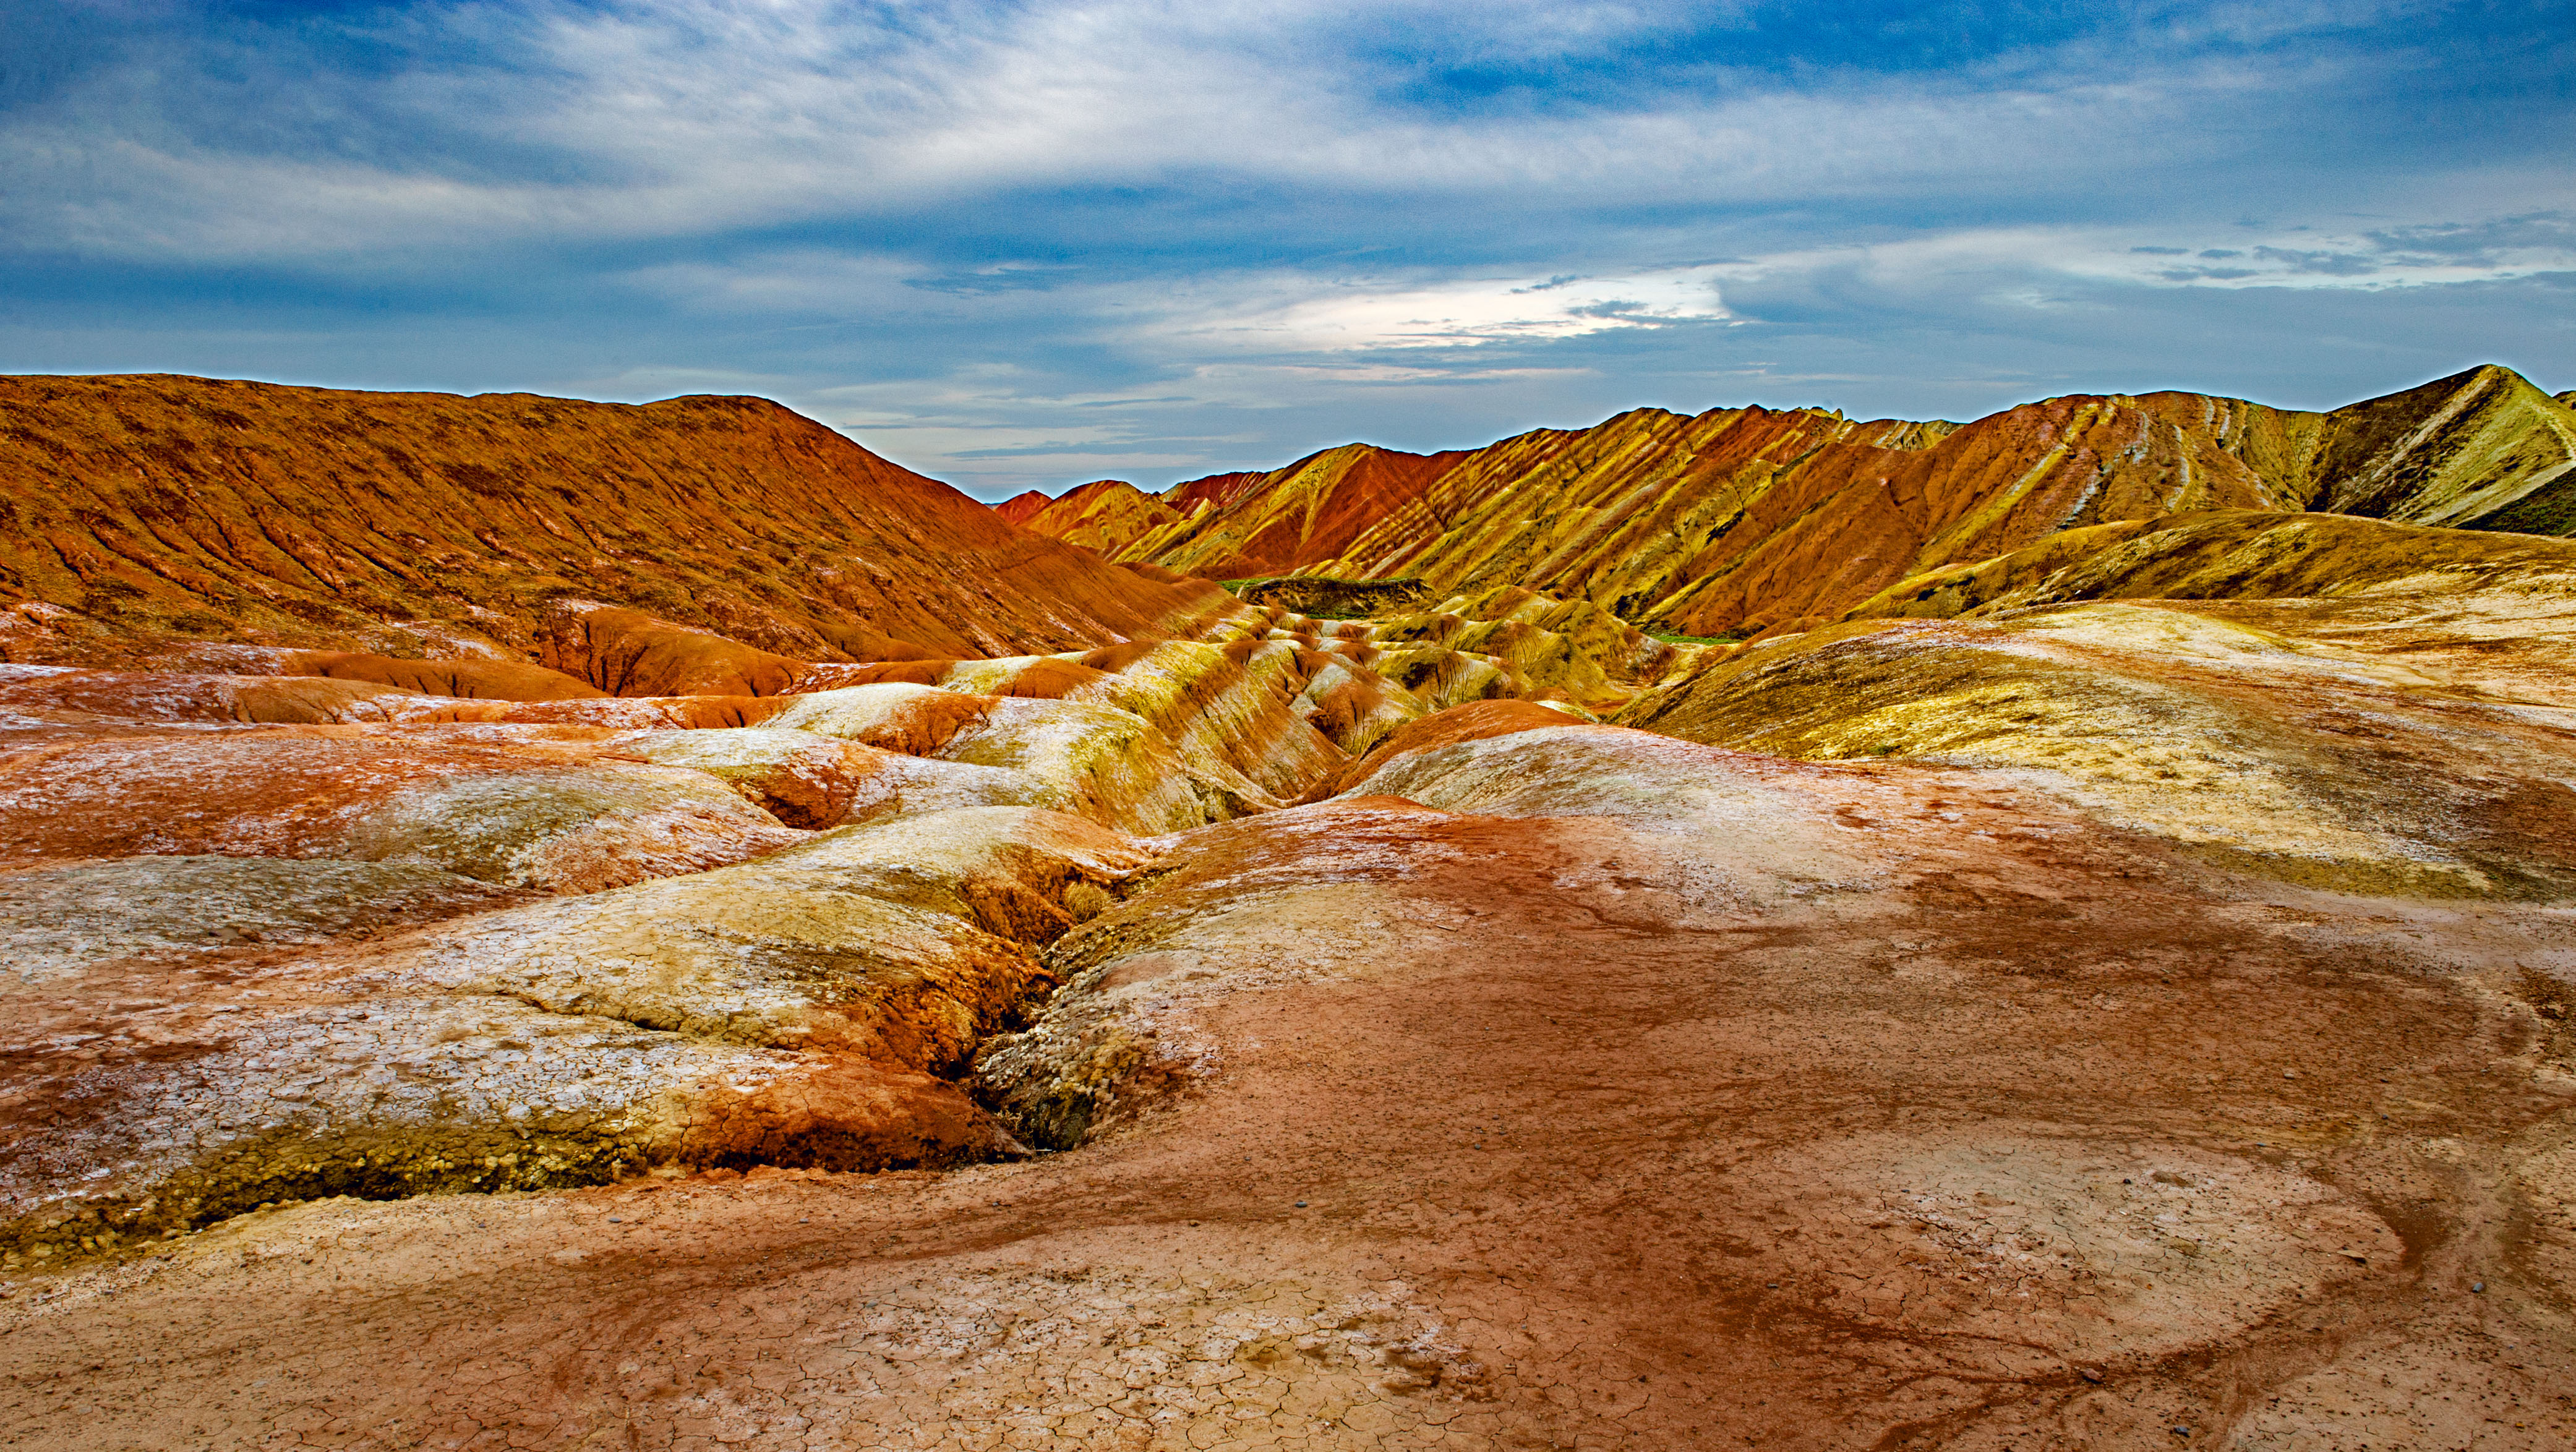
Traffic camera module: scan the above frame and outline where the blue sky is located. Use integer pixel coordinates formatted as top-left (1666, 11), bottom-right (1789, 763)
top-left (4, 1), bottom-right (2570, 500)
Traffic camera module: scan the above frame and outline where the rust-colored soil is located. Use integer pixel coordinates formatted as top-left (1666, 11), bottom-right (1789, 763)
top-left (6, 783), bottom-right (2570, 1450)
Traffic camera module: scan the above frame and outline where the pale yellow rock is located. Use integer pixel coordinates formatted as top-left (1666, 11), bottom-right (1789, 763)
top-left (393, 806), bottom-right (1156, 1072)
top-left (336, 762), bottom-right (805, 894)
top-left (1064, 640), bottom-right (1345, 805)
top-left (1626, 601), bottom-right (2576, 896)
top-left (767, 683), bottom-right (1209, 834)
top-left (611, 727), bottom-right (1066, 828)
top-left (938, 697), bottom-right (1209, 835)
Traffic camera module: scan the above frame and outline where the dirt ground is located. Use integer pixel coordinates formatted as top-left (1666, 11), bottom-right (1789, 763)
top-left (5, 767), bottom-right (2575, 1450)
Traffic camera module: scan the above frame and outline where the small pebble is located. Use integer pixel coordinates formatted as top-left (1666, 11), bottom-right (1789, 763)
top-left (1294, 1201), bottom-right (1307, 1208)
top-left (2471, 1281), bottom-right (2485, 1293)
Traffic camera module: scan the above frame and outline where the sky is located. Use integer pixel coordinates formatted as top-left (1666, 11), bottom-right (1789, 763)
top-left (3, 1), bottom-right (2571, 501)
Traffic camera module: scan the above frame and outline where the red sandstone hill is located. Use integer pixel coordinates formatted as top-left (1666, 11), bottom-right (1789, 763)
top-left (1014, 445), bottom-right (1470, 581)
top-left (0, 375), bottom-right (1226, 667)
top-left (1009, 365), bottom-right (2576, 638)
top-left (991, 490), bottom-right (1055, 528)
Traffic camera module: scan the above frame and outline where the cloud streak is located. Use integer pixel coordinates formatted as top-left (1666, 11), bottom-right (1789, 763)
top-left (2, 1), bottom-right (2567, 495)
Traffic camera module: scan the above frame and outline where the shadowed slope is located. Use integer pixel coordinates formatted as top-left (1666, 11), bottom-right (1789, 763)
top-left (2126, 364), bottom-right (2576, 532)
top-left (0, 375), bottom-right (1226, 666)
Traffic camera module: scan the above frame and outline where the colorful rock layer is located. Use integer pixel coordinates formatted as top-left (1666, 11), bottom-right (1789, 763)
top-left (6, 374), bottom-right (2576, 1451)
top-left (1020, 364), bottom-right (2576, 641)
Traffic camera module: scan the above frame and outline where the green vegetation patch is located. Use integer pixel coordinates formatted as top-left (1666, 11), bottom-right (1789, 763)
top-left (1226, 576), bottom-right (1433, 619)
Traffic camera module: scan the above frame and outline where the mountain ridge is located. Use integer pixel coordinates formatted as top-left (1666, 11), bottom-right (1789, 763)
top-left (1006, 364), bottom-right (2576, 639)
top-left (0, 374), bottom-right (1228, 667)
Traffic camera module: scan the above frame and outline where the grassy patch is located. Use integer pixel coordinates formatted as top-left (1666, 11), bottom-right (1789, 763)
top-left (1223, 576), bottom-right (1432, 620)
top-left (1220, 575), bottom-right (1395, 592)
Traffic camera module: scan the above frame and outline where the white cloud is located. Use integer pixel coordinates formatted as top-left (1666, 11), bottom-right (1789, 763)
top-left (0, 0), bottom-right (2403, 265)
top-left (1699, 216), bottom-right (2576, 306)
top-left (1163, 268), bottom-right (1734, 351)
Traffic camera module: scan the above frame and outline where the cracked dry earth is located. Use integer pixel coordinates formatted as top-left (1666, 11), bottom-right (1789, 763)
top-left (7, 759), bottom-right (2576, 1451)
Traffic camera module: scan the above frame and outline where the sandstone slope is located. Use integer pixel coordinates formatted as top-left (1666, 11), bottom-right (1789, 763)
top-left (0, 570), bottom-right (1662, 1264)
top-left (1109, 444), bottom-right (1471, 581)
top-left (21, 688), bottom-right (2567, 1450)
top-left (993, 479), bottom-right (1184, 556)
top-left (1628, 509), bottom-right (2576, 896)
top-left (0, 375), bottom-right (1227, 667)
top-left (1011, 366), bottom-right (2575, 642)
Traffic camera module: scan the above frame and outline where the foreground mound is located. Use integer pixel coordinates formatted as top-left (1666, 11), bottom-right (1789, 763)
top-left (0, 574), bottom-right (1683, 1261)
top-left (18, 698), bottom-right (2567, 1450)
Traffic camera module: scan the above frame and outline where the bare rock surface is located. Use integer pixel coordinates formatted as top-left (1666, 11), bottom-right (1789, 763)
top-left (6, 378), bottom-right (2576, 1450)
top-left (0, 374), bottom-right (1230, 665)
top-left (0, 729), bottom-right (807, 892)
top-left (1632, 511), bottom-right (2576, 900)
top-left (1, 856), bottom-right (512, 986)
top-left (383, 806), bottom-right (1152, 1070)
top-left (7, 745), bottom-right (2575, 1448)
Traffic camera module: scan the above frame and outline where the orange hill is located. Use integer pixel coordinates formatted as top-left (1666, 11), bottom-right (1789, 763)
top-left (1009, 365), bottom-right (2576, 638)
top-left (1000, 479), bottom-right (1185, 560)
top-left (0, 375), bottom-right (1226, 666)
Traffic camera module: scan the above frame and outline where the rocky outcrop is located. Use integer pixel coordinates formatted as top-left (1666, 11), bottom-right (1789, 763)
top-left (0, 803), bottom-right (1160, 1259)
top-left (0, 729), bottom-right (808, 892)
top-left (392, 806), bottom-right (1152, 1071)
top-left (0, 663), bottom-right (421, 725)
top-left (609, 728), bottom-right (1054, 830)
top-left (274, 653), bottom-right (605, 700)
top-left (534, 602), bottom-right (811, 698)
top-left (1319, 698), bottom-right (1582, 794)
